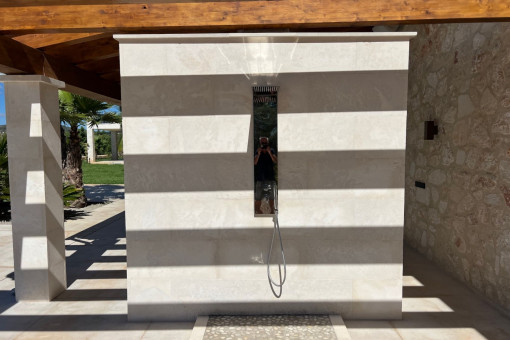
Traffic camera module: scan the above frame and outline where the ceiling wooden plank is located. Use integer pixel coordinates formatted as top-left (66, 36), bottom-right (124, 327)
top-left (0, 0), bottom-right (199, 5)
top-left (101, 71), bottom-right (121, 83)
top-left (76, 55), bottom-right (119, 73)
top-left (0, 1), bottom-right (509, 33)
top-left (12, 32), bottom-right (106, 48)
top-left (41, 36), bottom-right (119, 64)
top-left (0, 35), bottom-right (120, 103)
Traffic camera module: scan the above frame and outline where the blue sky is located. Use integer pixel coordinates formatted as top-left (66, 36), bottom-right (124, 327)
top-left (0, 83), bottom-right (5, 125)
top-left (0, 82), bottom-right (120, 126)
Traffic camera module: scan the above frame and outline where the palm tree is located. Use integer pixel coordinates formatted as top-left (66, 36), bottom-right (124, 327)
top-left (0, 133), bottom-right (9, 202)
top-left (59, 91), bottom-right (121, 207)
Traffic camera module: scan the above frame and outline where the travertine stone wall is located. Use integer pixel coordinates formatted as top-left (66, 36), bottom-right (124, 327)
top-left (404, 23), bottom-right (510, 313)
top-left (1, 75), bottom-right (66, 301)
top-left (117, 33), bottom-right (414, 321)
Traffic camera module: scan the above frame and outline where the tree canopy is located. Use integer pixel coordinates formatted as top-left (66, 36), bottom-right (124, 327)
top-left (59, 91), bottom-right (121, 128)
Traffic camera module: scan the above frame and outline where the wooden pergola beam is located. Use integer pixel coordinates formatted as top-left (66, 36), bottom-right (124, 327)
top-left (77, 55), bottom-right (119, 74)
top-left (0, 1), bottom-right (510, 33)
top-left (42, 36), bottom-right (119, 64)
top-left (0, 35), bottom-right (120, 103)
top-left (100, 71), bottom-right (120, 83)
top-left (11, 33), bottom-right (106, 49)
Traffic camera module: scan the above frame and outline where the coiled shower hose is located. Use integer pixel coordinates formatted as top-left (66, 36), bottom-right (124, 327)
top-left (266, 185), bottom-right (287, 298)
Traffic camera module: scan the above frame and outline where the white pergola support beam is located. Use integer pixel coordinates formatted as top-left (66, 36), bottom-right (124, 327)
top-left (87, 123), bottom-right (122, 163)
top-left (86, 126), bottom-right (96, 163)
top-left (111, 131), bottom-right (118, 160)
top-left (96, 123), bottom-right (121, 131)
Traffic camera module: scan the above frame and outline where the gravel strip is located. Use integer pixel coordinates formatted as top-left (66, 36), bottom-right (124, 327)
top-left (203, 315), bottom-right (337, 340)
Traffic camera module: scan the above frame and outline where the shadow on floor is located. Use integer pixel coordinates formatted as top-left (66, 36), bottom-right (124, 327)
top-left (345, 246), bottom-right (510, 339)
top-left (64, 202), bottom-right (112, 222)
top-left (0, 272), bottom-right (15, 314)
top-left (0, 290), bottom-right (16, 314)
top-left (0, 270), bottom-right (15, 314)
top-left (0, 202), bottom-right (10, 222)
top-left (64, 209), bottom-right (91, 221)
top-left (64, 212), bottom-right (127, 292)
top-left (0, 184), bottom-right (125, 223)
top-left (84, 184), bottom-right (124, 203)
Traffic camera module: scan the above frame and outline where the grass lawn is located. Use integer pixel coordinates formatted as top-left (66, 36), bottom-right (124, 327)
top-left (82, 162), bottom-right (124, 184)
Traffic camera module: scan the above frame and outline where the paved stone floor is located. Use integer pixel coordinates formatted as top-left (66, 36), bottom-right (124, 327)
top-left (0, 197), bottom-right (509, 339)
top-left (346, 250), bottom-right (510, 340)
top-left (0, 200), bottom-right (193, 340)
top-left (84, 184), bottom-right (125, 203)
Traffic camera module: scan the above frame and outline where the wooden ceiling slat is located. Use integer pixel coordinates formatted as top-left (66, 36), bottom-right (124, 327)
top-left (12, 33), bottom-right (106, 49)
top-left (76, 56), bottom-right (119, 73)
top-left (0, 35), bottom-right (120, 102)
top-left (0, 0), bottom-right (193, 5)
top-left (101, 71), bottom-right (121, 82)
top-left (42, 36), bottom-right (119, 64)
top-left (0, 1), bottom-right (509, 33)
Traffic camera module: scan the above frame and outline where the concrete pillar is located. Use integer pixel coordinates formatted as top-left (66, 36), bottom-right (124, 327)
top-left (87, 126), bottom-right (95, 163)
top-left (111, 131), bottom-right (118, 160)
top-left (1, 75), bottom-right (67, 301)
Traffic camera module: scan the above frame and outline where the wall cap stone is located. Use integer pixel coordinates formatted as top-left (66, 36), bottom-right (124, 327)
top-left (0, 75), bottom-right (65, 89)
top-left (114, 32), bottom-right (417, 44)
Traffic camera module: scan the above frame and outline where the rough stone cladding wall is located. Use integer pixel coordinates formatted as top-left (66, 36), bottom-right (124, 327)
top-left (404, 23), bottom-right (510, 312)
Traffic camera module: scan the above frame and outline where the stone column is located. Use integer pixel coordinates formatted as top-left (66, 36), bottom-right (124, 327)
top-left (1, 75), bottom-right (67, 301)
top-left (111, 131), bottom-right (118, 160)
top-left (86, 126), bottom-right (95, 163)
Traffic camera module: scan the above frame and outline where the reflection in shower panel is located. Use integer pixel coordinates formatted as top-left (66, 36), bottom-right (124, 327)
top-left (253, 86), bottom-right (278, 216)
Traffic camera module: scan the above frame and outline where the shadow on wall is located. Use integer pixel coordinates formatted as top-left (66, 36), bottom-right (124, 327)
top-left (119, 71), bottom-right (409, 118)
top-left (126, 227), bottom-right (403, 267)
top-left (123, 150), bottom-right (405, 193)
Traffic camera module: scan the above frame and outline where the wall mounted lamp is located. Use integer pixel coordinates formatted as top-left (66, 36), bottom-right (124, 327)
top-left (424, 121), bottom-right (438, 140)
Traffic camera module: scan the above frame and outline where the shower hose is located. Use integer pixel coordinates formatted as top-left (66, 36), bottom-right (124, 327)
top-left (267, 184), bottom-right (287, 298)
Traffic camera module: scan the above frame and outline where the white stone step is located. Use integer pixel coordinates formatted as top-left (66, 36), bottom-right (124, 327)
top-left (330, 314), bottom-right (352, 340)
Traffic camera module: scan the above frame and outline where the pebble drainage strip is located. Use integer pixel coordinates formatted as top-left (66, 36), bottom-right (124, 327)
top-left (203, 315), bottom-right (338, 340)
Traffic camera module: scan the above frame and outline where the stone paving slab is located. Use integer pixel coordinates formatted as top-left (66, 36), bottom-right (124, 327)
top-left (64, 199), bottom-right (125, 238)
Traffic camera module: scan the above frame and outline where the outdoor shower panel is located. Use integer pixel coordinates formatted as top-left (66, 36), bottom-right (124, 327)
top-left (117, 33), bottom-right (414, 321)
top-left (253, 86), bottom-right (278, 217)
top-left (253, 86), bottom-right (287, 298)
